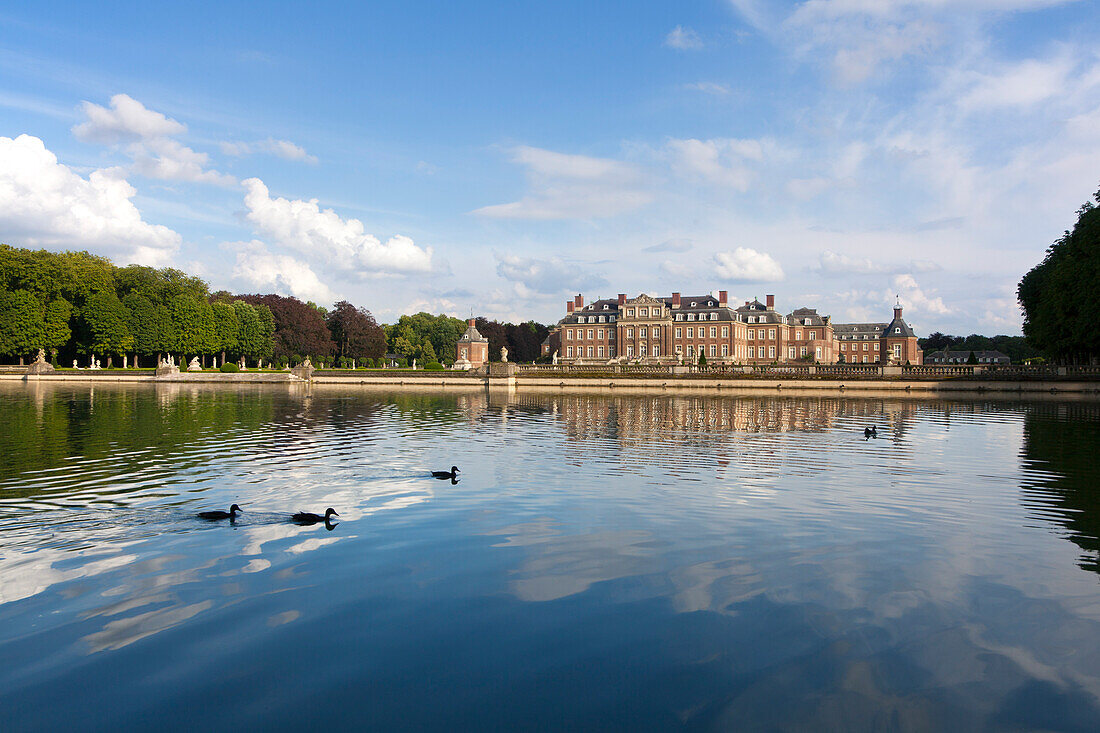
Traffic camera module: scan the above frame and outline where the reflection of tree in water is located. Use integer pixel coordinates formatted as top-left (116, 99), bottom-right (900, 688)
top-left (1021, 402), bottom-right (1100, 574)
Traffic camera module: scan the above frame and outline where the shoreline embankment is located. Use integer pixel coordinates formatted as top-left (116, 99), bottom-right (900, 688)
top-left (4, 367), bottom-right (1100, 396)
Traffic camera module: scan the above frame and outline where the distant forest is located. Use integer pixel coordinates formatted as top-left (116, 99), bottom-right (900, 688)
top-left (919, 333), bottom-right (1041, 364)
top-left (0, 245), bottom-right (550, 367)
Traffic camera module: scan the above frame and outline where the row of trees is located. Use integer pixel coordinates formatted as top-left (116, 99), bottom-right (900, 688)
top-left (918, 333), bottom-right (1041, 364)
top-left (1019, 187), bottom-right (1100, 364)
top-left (1, 245), bottom-right (555, 368)
top-left (0, 246), bottom-right (390, 367)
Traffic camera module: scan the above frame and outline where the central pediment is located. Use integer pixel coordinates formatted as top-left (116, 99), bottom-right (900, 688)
top-left (626, 294), bottom-right (664, 305)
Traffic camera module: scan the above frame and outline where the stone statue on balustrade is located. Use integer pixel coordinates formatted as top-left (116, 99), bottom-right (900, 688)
top-left (500, 346), bottom-right (508, 363)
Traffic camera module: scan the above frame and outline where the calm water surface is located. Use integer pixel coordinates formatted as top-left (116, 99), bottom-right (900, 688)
top-left (2, 382), bottom-right (1100, 731)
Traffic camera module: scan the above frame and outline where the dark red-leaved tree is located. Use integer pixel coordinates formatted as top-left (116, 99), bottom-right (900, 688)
top-left (327, 300), bottom-right (385, 360)
top-left (237, 294), bottom-right (334, 359)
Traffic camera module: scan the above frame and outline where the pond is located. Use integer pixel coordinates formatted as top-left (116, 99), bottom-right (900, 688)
top-left (1, 382), bottom-right (1099, 731)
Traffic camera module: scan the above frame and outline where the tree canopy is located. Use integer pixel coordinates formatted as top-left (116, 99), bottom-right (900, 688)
top-left (327, 301), bottom-right (385, 361)
top-left (1018, 187), bottom-right (1100, 364)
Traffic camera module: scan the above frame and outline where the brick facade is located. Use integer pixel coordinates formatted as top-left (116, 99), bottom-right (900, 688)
top-left (553, 291), bottom-right (921, 365)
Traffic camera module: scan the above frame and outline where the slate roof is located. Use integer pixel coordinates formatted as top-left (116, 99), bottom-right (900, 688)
top-left (786, 307), bottom-right (828, 327)
top-left (458, 321), bottom-right (487, 342)
top-left (833, 323), bottom-right (888, 339)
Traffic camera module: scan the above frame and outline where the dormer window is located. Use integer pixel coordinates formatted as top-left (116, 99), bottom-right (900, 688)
top-left (610, 316), bottom-right (616, 322)
top-left (603, 304), bottom-right (609, 310)
top-left (599, 316), bottom-right (605, 323)
top-left (676, 314), bottom-right (683, 321)
top-left (688, 313), bottom-right (695, 321)
top-left (894, 327), bottom-right (901, 334)
top-left (804, 318), bottom-right (811, 326)
top-left (710, 313), bottom-right (717, 320)
top-left (690, 301), bottom-right (697, 307)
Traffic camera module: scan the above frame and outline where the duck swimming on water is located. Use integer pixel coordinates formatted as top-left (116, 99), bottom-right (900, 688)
top-left (198, 504), bottom-right (242, 520)
top-left (864, 426), bottom-right (878, 439)
top-left (431, 466), bottom-right (459, 480)
top-left (291, 508), bottom-right (339, 525)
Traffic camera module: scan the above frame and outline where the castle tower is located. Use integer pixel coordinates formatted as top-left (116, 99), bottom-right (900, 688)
top-left (455, 319), bottom-right (489, 370)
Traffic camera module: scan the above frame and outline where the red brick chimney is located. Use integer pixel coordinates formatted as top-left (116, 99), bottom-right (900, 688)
top-left (567, 301), bottom-right (574, 313)
top-left (718, 290), bottom-right (728, 307)
top-left (766, 294), bottom-right (775, 309)
top-left (574, 294), bottom-right (584, 309)
top-left (468, 318), bottom-right (476, 328)
top-left (672, 292), bottom-right (681, 308)
top-left (618, 293), bottom-right (626, 305)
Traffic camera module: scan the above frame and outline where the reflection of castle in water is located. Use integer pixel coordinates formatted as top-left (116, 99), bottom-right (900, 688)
top-left (508, 392), bottom-right (922, 445)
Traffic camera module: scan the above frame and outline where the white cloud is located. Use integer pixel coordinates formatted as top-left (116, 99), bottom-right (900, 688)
top-left (683, 82), bottom-right (731, 95)
top-left (644, 238), bottom-right (694, 253)
top-left (816, 250), bottom-right (887, 274)
top-left (893, 273), bottom-right (950, 314)
top-left (664, 25), bottom-right (703, 50)
top-left (714, 247), bottom-right (785, 282)
top-left (0, 134), bottom-right (180, 265)
top-left (73, 94), bottom-right (233, 185)
top-left (220, 138), bottom-right (317, 163)
top-left (241, 177), bottom-right (432, 275)
top-left (226, 239), bottom-right (337, 304)
top-left (494, 253), bottom-right (607, 295)
top-left (667, 138), bottom-right (772, 190)
top-left (72, 93), bottom-right (186, 144)
top-left (473, 146), bottom-right (652, 219)
top-left (959, 55), bottom-right (1076, 110)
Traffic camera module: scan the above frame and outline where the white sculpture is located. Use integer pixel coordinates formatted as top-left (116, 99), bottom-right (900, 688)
top-left (500, 346), bottom-right (508, 363)
top-left (187, 356), bottom-right (202, 371)
top-left (552, 350), bottom-right (558, 365)
top-left (73, 359), bottom-right (79, 369)
top-left (412, 358), bottom-right (417, 369)
top-left (122, 355), bottom-right (127, 369)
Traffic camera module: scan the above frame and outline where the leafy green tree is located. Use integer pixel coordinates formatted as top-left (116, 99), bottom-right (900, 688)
top-left (967, 350), bottom-right (978, 365)
top-left (0, 289), bottom-right (44, 363)
top-left (123, 293), bottom-right (159, 366)
top-left (154, 304), bottom-right (176, 362)
top-left (1019, 186), bottom-right (1100, 363)
top-left (43, 298), bottom-right (72, 362)
top-left (212, 301), bottom-right (239, 366)
top-left (170, 294), bottom-right (216, 363)
top-left (83, 292), bottom-right (133, 364)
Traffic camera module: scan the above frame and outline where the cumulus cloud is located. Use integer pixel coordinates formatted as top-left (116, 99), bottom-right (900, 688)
top-left (241, 177), bottom-right (432, 275)
top-left (664, 25), bottom-right (703, 50)
top-left (220, 138), bottom-right (317, 163)
top-left (226, 240), bottom-right (337, 304)
top-left (73, 94), bottom-right (233, 185)
top-left (893, 273), bottom-right (950, 314)
top-left (714, 247), bottom-right (785, 282)
top-left (473, 146), bottom-right (652, 219)
top-left (0, 134), bottom-right (180, 265)
top-left (494, 253), bottom-right (608, 295)
top-left (958, 55), bottom-right (1077, 110)
top-left (667, 138), bottom-right (772, 190)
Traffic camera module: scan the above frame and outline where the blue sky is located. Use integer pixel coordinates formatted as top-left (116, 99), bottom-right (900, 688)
top-left (1, 1), bottom-right (1098, 334)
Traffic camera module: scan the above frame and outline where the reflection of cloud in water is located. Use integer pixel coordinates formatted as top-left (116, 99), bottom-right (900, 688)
top-left (84, 601), bottom-right (212, 653)
top-left (0, 550), bottom-right (136, 605)
top-left (489, 521), bottom-right (657, 602)
top-left (267, 610), bottom-right (300, 627)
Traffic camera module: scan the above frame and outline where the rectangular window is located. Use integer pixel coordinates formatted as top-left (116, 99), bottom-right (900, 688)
top-left (709, 345), bottom-right (716, 357)
top-left (653, 345), bottom-right (660, 357)
top-left (721, 326), bottom-right (728, 338)
top-left (587, 346), bottom-right (593, 357)
top-left (639, 308), bottom-right (648, 316)
top-left (800, 347), bottom-right (807, 357)
top-left (598, 328), bottom-right (604, 339)
top-left (709, 327), bottom-right (716, 338)
top-left (874, 343), bottom-right (879, 351)
top-left (749, 329), bottom-right (755, 339)
top-left (587, 329), bottom-right (593, 339)
top-left (626, 345), bottom-right (634, 356)
top-left (816, 346), bottom-right (822, 359)
top-left (749, 346), bottom-right (755, 358)
top-left (652, 326), bottom-right (660, 338)
top-left (863, 343), bottom-right (868, 351)
top-left (796, 330), bottom-right (802, 340)
top-left (598, 346), bottom-right (604, 357)
top-left (769, 346), bottom-right (776, 358)
top-left (567, 346), bottom-right (573, 357)
top-left (566, 329), bottom-right (572, 340)
top-left (894, 344), bottom-right (901, 357)
top-left (688, 313), bottom-right (695, 321)
top-left (862, 355), bottom-right (868, 363)
top-left (841, 343), bottom-right (846, 351)
top-left (721, 344), bottom-right (728, 356)
top-left (627, 328), bottom-right (634, 338)
top-left (809, 331), bottom-right (816, 340)
top-left (640, 327), bottom-right (647, 338)
top-left (599, 316), bottom-right (605, 323)
top-left (609, 346), bottom-right (616, 357)
top-left (675, 327), bottom-right (682, 338)
top-left (687, 327), bottom-right (694, 338)
top-left (769, 329), bottom-right (776, 339)
top-left (789, 347), bottom-right (795, 358)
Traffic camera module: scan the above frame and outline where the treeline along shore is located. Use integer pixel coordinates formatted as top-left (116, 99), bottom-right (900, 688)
top-left (0, 245), bottom-right (548, 370)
